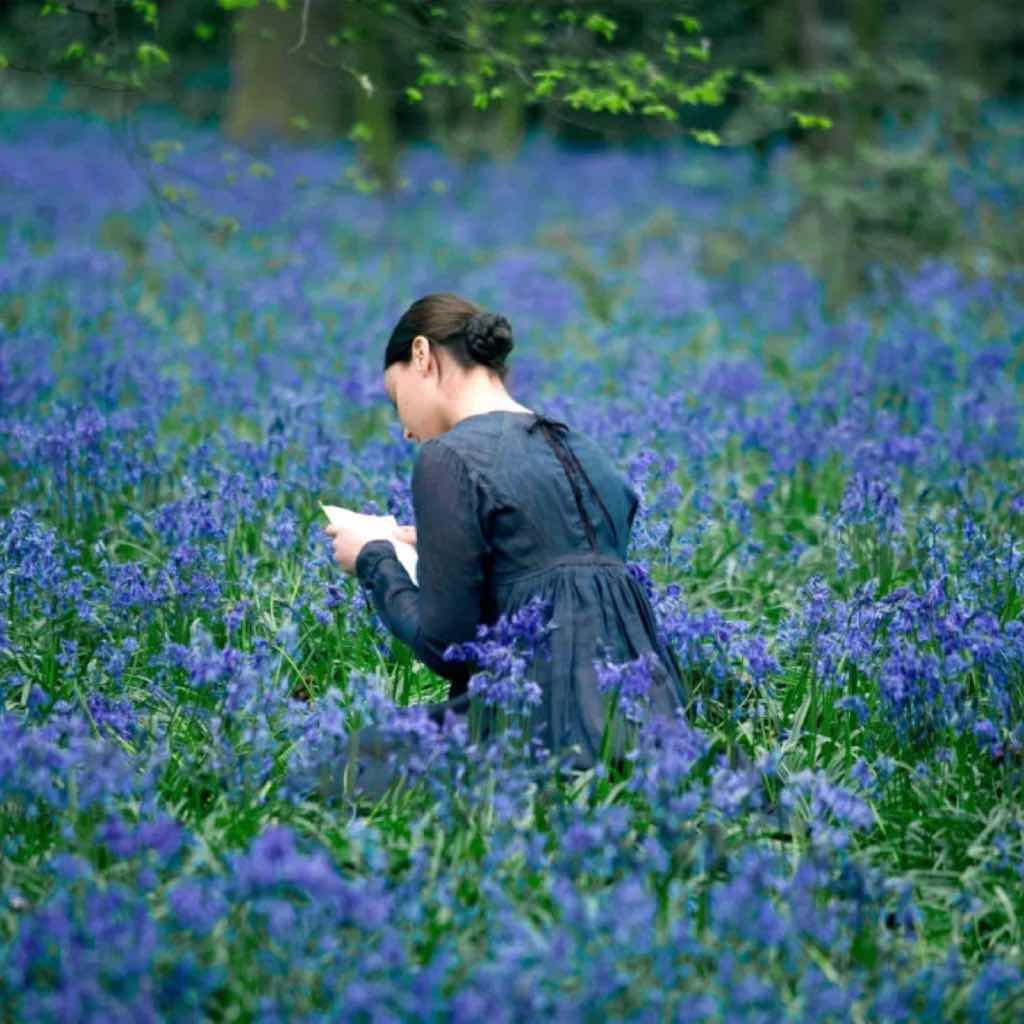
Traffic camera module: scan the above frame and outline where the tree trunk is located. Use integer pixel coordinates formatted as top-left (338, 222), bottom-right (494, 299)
top-left (224, 0), bottom-right (344, 145)
top-left (347, 5), bottom-right (401, 192)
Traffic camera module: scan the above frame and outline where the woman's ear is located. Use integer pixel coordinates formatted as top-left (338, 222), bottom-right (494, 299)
top-left (412, 335), bottom-right (432, 374)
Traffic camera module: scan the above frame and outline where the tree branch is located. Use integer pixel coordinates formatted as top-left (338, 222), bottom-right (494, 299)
top-left (2, 61), bottom-right (138, 94)
top-left (288, 0), bottom-right (312, 54)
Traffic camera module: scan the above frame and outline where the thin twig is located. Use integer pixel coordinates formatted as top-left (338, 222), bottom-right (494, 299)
top-left (3, 61), bottom-right (137, 94)
top-left (288, 0), bottom-right (312, 53)
top-left (301, 51), bottom-right (374, 95)
top-left (113, 109), bottom-right (214, 280)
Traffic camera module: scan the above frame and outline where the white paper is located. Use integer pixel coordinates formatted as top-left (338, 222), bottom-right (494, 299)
top-left (320, 503), bottom-right (419, 585)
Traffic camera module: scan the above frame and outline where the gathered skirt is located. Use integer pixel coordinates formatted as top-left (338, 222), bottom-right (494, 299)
top-left (421, 558), bottom-right (689, 769)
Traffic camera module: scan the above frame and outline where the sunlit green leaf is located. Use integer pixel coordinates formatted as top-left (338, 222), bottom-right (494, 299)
top-left (349, 121), bottom-right (373, 142)
top-left (131, 0), bottom-right (159, 26)
top-left (790, 111), bottom-right (833, 130)
top-left (684, 39), bottom-right (711, 62)
top-left (148, 138), bottom-right (184, 164)
top-left (642, 102), bottom-right (677, 119)
top-left (674, 14), bottom-right (701, 32)
top-left (136, 43), bottom-right (170, 69)
top-left (62, 41), bottom-right (86, 63)
top-left (583, 13), bottom-right (617, 42)
top-left (690, 129), bottom-right (721, 145)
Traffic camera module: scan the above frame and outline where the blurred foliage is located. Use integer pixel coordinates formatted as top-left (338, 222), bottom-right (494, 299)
top-left (1, 0), bottom-right (1021, 305)
top-left (715, 1), bottom-right (1024, 305)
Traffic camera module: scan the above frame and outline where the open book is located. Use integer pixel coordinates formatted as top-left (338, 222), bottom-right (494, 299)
top-left (320, 504), bottom-right (419, 585)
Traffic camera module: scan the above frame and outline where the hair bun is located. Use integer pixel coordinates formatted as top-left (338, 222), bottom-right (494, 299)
top-left (464, 311), bottom-right (514, 366)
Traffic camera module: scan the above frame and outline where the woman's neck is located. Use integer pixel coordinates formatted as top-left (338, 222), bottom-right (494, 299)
top-left (446, 385), bottom-right (533, 427)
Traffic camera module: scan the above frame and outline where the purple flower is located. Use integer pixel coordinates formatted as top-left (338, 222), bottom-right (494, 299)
top-left (86, 693), bottom-right (138, 741)
top-left (443, 596), bottom-right (555, 713)
top-left (168, 879), bottom-right (228, 935)
top-left (593, 649), bottom-right (663, 724)
top-left (973, 717), bottom-right (1002, 759)
top-left (836, 694), bottom-right (870, 725)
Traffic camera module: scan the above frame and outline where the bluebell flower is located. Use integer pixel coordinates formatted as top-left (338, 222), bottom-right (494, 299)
top-left (443, 596), bottom-right (555, 714)
top-left (168, 879), bottom-right (228, 936)
top-left (592, 649), bottom-right (662, 724)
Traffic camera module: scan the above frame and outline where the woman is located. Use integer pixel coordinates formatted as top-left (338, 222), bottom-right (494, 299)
top-left (326, 292), bottom-right (689, 792)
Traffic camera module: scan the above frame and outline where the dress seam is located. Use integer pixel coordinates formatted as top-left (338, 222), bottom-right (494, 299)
top-left (493, 556), bottom-right (626, 587)
top-left (428, 435), bottom-right (506, 513)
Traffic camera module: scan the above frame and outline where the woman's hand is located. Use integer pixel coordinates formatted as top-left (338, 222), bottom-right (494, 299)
top-left (392, 524), bottom-right (417, 547)
top-left (324, 521), bottom-right (417, 574)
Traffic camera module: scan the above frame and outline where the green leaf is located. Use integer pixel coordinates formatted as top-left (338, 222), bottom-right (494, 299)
top-left (0, 52), bottom-right (7, 70)
top-left (147, 138), bottom-right (184, 164)
top-left (674, 14), bottom-right (701, 32)
top-left (790, 110), bottom-right (833, 130)
top-left (136, 42), bottom-right (170, 69)
top-left (62, 41), bottom-right (86, 63)
top-left (348, 121), bottom-right (373, 142)
top-left (415, 51), bottom-right (456, 88)
top-left (343, 165), bottom-right (383, 195)
top-left (583, 13), bottom-right (617, 42)
top-left (742, 70), bottom-right (770, 96)
top-left (684, 39), bottom-right (710, 62)
top-left (827, 70), bottom-right (853, 92)
top-left (194, 22), bottom-right (215, 42)
top-left (215, 215), bottom-right (240, 237)
top-left (565, 86), bottom-right (633, 114)
top-left (530, 67), bottom-right (566, 99)
top-left (641, 102), bottom-right (677, 120)
top-left (131, 0), bottom-right (158, 26)
top-left (404, 86), bottom-right (423, 102)
top-left (676, 68), bottom-right (732, 106)
top-left (690, 129), bottom-right (721, 145)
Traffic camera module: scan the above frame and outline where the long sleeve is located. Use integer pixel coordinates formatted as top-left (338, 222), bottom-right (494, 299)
top-left (621, 482), bottom-right (640, 557)
top-left (355, 439), bottom-right (489, 695)
top-left (626, 484), bottom-right (640, 532)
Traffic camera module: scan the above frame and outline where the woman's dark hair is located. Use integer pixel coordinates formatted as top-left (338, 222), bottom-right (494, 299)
top-left (384, 292), bottom-right (514, 383)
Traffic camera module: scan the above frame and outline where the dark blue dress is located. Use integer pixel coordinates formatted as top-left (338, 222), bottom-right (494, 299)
top-left (355, 409), bottom-right (688, 769)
